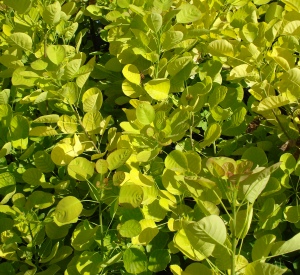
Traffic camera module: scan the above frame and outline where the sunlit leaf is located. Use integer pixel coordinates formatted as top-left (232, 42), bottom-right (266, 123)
top-left (68, 157), bottom-right (94, 181)
top-left (54, 196), bottom-right (83, 224)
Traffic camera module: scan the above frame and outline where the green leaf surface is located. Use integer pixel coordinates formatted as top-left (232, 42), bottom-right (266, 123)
top-left (119, 220), bottom-right (142, 238)
top-left (107, 148), bottom-right (132, 170)
top-left (9, 33), bottom-right (32, 51)
top-left (144, 78), bottom-right (170, 101)
top-left (54, 196), bottom-right (83, 224)
top-left (136, 102), bottom-right (155, 125)
top-left (123, 248), bottom-right (147, 274)
top-left (68, 157), bottom-right (94, 181)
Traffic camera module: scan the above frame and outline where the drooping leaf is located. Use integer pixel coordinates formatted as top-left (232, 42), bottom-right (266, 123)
top-left (198, 123), bottom-right (221, 149)
top-left (252, 234), bottom-right (276, 261)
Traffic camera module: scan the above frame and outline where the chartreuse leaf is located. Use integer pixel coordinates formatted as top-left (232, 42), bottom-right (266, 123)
top-left (122, 80), bottom-right (145, 98)
top-left (144, 78), bottom-right (170, 101)
top-left (82, 111), bottom-right (102, 133)
top-left (46, 45), bottom-right (66, 65)
top-left (176, 3), bottom-right (201, 23)
top-left (9, 33), bottom-right (32, 51)
top-left (3, 0), bottom-right (32, 13)
top-left (167, 56), bottom-right (192, 76)
top-left (119, 219), bottom-right (142, 238)
top-left (208, 40), bottom-right (234, 57)
top-left (186, 215), bottom-right (227, 246)
top-left (148, 249), bottom-right (171, 272)
top-left (242, 147), bottom-right (268, 167)
top-left (283, 20), bottom-right (300, 36)
top-left (34, 151), bottom-right (55, 173)
top-left (71, 221), bottom-right (98, 251)
top-left (82, 87), bottom-right (103, 113)
top-left (240, 163), bottom-right (281, 203)
top-left (272, 232), bottom-right (300, 257)
top-left (174, 229), bottom-right (208, 261)
top-left (64, 59), bottom-right (81, 79)
top-left (132, 219), bottom-right (159, 245)
top-left (123, 247), bottom-right (147, 274)
top-left (95, 159), bottom-right (108, 174)
top-left (29, 126), bottom-right (58, 136)
top-left (61, 82), bottom-right (78, 105)
top-left (32, 114), bottom-right (59, 124)
top-left (26, 191), bottom-right (55, 209)
top-left (144, 13), bottom-right (162, 33)
top-left (42, 1), bottom-right (61, 25)
top-left (51, 143), bottom-right (75, 166)
top-left (0, 143), bottom-right (11, 158)
top-left (231, 205), bottom-right (253, 239)
top-left (198, 123), bottom-right (221, 149)
top-left (136, 102), bottom-right (155, 125)
top-left (245, 262), bottom-right (287, 275)
top-left (22, 168), bottom-right (45, 186)
top-left (107, 148), bottom-right (132, 170)
top-left (161, 31), bottom-right (183, 51)
top-left (279, 153), bottom-right (296, 174)
top-left (54, 196), bottom-right (83, 224)
top-left (122, 64), bottom-right (140, 85)
top-left (0, 104), bottom-right (12, 126)
top-left (183, 263), bottom-right (213, 275)
top-left (0, 172), bottom-right (15, 205)
top-left (76, 251), bottom-right (102, 274)
top-left (256, 95), bottom-right (289, 112)
top-left (10, 115), bottom-right (29, 149)
top-left (284, 206), bottom-right (300, 223)
top-left (282, 0), bottom-right (300, 12)
top-left (252, 234), bottom-right (276, 261)
top-left (165, 150), bottom-right (188, 173)
top-left (208, 86), bottom-right (227, 109)
top-left (68, 157), bottom-right (94, 181)
top-left (119, 185), bottom-right (143, 208)
top-left (45, 222), bottom-right (69, 239)
top-left (57, 115), bottom-right (78, 133)
top-left (185, 151), bottom-right (201, 174)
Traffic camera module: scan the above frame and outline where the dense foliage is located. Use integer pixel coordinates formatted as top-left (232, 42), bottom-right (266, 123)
top-left (0, 0), bottom-right (300, 274)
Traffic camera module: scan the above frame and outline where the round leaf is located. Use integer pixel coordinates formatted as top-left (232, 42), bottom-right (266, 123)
top-left (119, 185), bottom-right (143, 208)
top-left (122, 64), bottom-right (140, 85)
top-left (123, 248), bottom-right (147, 274)
top-left (165, 150), bottom-right (188, 173)
top-left (68, 157), bottom-right (95, 181)
top-left (148, 249), bottom-right (171, 272)
top-left (144, 78), bottom-right (170, 101)
top-left (136, 102), bottom-right (155, 125)
top-left (107, 148), bottom-right (132, 170)
top-left (46, 45), bottom-right (66, 65)
top-left (119, 220), bottom-right (142, 238)
top-left (54, 196), bottom-right (83, 224)
top-left (10, 32), bottom-right (32, 51)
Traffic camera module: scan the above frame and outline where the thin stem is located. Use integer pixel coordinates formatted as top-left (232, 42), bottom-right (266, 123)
top-left (70, 104), bottom-right (101, 154)
top-left (231, 188), bottom-right (238, 275)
